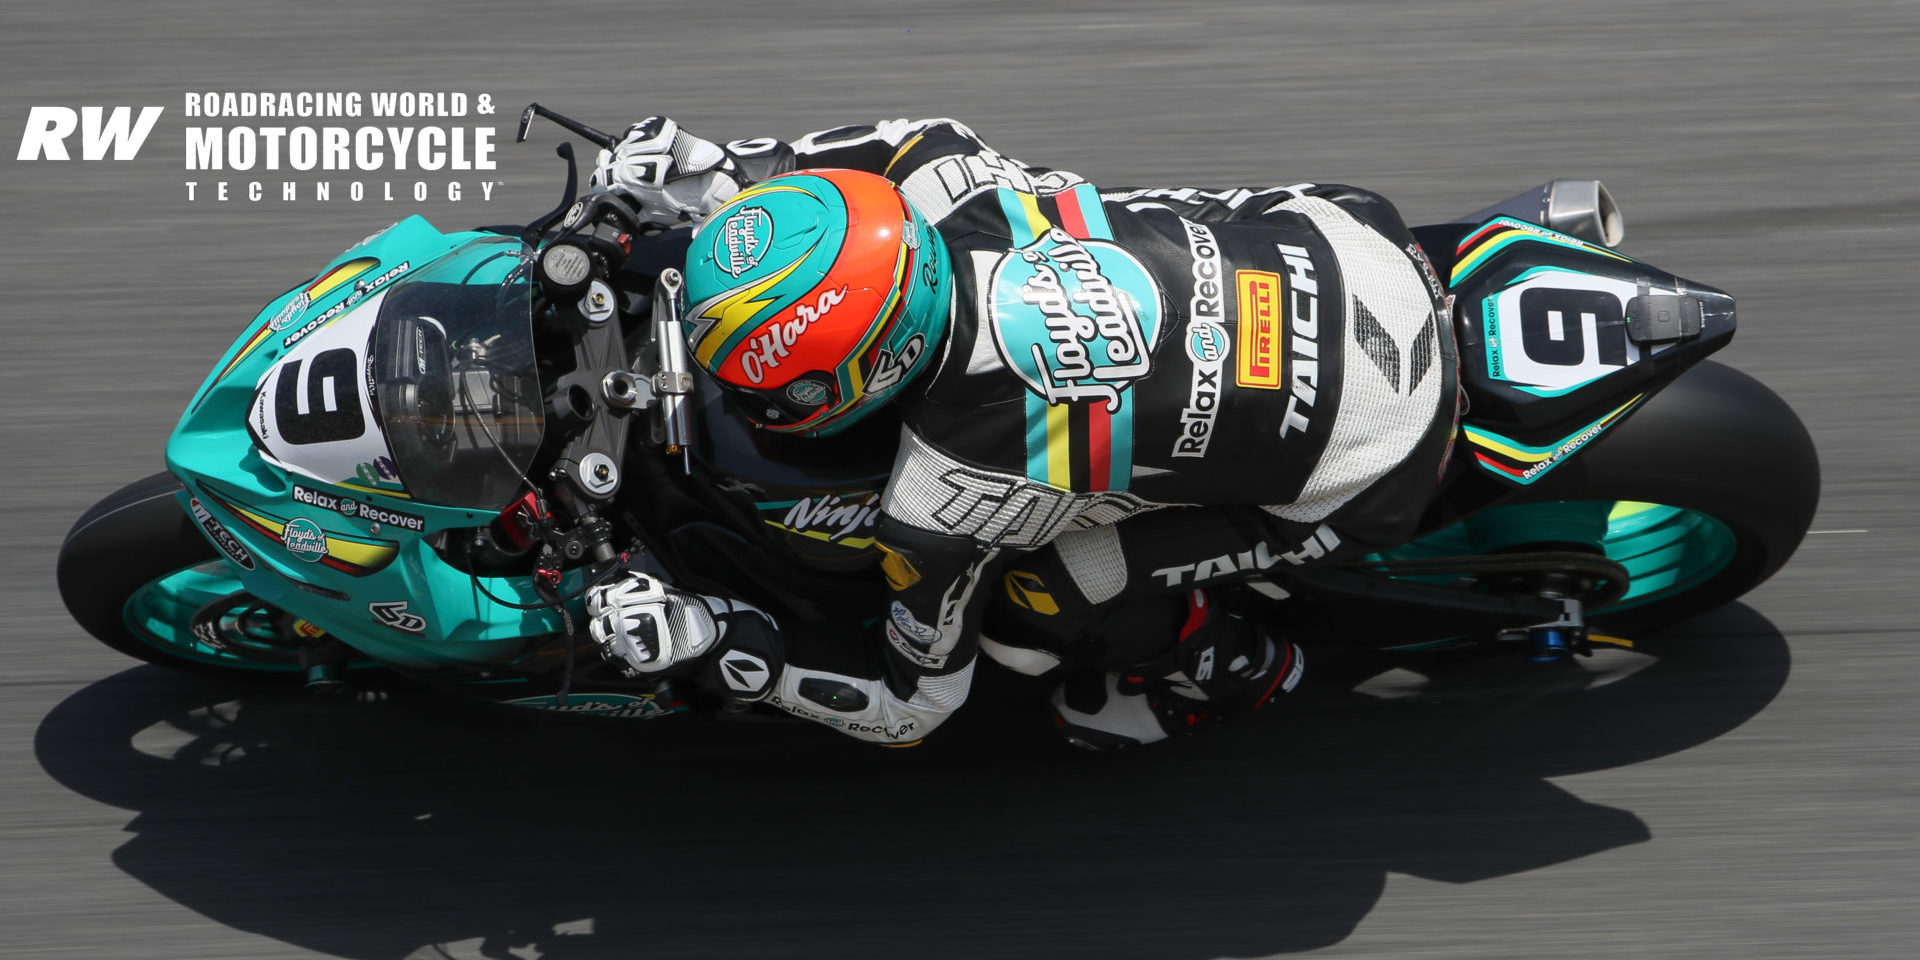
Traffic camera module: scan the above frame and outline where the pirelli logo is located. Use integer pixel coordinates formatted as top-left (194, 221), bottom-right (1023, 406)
top-left (1235, 269), bottom-right (1285, 388)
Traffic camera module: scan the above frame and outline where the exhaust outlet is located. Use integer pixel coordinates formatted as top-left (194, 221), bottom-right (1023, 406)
top-left (1460, 179), bottom-right (1625, 246)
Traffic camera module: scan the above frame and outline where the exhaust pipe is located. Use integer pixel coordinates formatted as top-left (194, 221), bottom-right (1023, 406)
top-left (1459, 179), bottom-right (1624, 246)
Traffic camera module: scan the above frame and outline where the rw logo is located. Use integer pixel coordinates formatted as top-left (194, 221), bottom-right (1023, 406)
top-left (17, 106), bottom-right (164, 161)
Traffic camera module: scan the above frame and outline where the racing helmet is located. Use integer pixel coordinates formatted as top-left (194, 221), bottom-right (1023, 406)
top-left (680, 169), bottom-right (952, 436)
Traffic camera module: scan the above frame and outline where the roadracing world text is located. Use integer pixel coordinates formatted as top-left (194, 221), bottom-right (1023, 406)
top-left (15, 91), bottom-right (505, 205)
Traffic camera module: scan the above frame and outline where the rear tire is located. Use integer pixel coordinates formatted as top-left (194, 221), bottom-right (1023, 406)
top-left (1515, 360), bottom-right (1820, 636)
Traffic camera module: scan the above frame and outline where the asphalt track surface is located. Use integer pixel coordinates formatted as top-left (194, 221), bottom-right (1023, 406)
top-left (3, 2), bottom-right (1917, 957)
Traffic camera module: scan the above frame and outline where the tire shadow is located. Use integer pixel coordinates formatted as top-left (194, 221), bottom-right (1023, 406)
top-left (34, 603), bottom-right (1790, 960)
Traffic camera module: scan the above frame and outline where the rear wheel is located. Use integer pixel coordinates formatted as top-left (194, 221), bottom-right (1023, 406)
top-left (1525, 361), bottom-right (1817, 636)
top-left (58, 472), bottom-right (347, 678)
top-left (1375, 361), bottom-right (1819, 643)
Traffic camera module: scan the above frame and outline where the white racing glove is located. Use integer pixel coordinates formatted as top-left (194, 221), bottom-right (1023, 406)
top-left (589, 117), bottom-right (746, 225)
top-left (586, 571), bottom-right (721, 676)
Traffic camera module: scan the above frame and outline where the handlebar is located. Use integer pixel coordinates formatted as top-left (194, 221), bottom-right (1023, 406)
top-left (517, 102), bottom-right (618, 150)
top-left (500, 104), bottom-right (701, 578)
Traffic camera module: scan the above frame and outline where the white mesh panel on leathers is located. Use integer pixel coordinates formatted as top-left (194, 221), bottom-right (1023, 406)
top-left (1051, 524), bottom-right (1129, 604)
top-left (1264, 197), bottom-right (1444, 524)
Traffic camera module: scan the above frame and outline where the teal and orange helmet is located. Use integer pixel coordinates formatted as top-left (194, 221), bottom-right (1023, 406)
top-left (681, 169), bottom-right (952, 436)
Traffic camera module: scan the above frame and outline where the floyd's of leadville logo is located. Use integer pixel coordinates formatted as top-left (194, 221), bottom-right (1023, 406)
top-left (716, 205), bottom-right (772, 278)
top-left (268, 290), bottom-right (311, 332)
top-left (503, 693), bottom-right (681, 719)
top-left (990, 227), bottom-right (1163, 410)
top-left (785, 379), bottom-right (829, 405)
top-left (280, 517), bottom-right (329, 562)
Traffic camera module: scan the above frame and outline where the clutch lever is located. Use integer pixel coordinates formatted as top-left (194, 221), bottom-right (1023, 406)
top-left (518, 102), bottom-right (618, 149)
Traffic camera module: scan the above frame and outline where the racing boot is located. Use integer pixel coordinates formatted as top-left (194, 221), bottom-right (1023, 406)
top-left (1051, 589), bottom-right (1303, 751)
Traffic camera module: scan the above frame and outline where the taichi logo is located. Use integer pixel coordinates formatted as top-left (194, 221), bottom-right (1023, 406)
top-left (18, 107), bottom-right (164, 160)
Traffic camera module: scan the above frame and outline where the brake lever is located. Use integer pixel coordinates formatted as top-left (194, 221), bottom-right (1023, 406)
top-left (522, 141), bottom-right (581, 246)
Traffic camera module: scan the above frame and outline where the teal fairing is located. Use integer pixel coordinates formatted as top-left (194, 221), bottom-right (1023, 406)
top-left (165, 221), bottom-right (579, 671)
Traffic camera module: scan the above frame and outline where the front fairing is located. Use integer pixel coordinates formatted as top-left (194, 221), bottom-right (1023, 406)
top-left (165, 217), bottom-right (570, 668)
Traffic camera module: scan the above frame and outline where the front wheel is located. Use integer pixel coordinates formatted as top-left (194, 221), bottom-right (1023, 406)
top-left (57, 472), bottom-right (346, 679)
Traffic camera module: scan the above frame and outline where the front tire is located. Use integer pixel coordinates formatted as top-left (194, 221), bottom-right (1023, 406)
top-left (58, 472), bottom-right (313, 678)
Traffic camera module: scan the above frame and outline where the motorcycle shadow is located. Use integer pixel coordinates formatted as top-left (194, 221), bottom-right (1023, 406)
top-left (34, 603), bottom-right (1791, 960)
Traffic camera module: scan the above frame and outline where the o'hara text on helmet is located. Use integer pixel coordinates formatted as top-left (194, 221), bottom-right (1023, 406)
top-left (741, 285), bottom-right (848, 383)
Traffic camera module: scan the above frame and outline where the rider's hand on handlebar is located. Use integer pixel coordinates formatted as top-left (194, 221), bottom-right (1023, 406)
top-left (589, 117), bottom-right (746, 226)
top-left (587, 571), bottom-right (721, 675)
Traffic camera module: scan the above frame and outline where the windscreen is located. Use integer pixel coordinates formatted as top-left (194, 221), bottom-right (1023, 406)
top-left (371, 236), bottom-right (544, 508)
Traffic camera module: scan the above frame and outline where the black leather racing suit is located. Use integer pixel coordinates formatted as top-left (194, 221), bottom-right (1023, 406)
top-left (708, 119), bottom-right (1458, 744)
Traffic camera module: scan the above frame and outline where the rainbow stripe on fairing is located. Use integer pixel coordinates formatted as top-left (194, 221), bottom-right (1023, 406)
top-left (198, 483), bottom-right (399, 577)
top-left (997, 184), bottom-right (1133, 492)
top-left (1464, 395), bottom-right (1644, 485)
top-left (1451, 217), bottom-right (1633, 285)
top-left (209, 257), bottom-right (382, 386)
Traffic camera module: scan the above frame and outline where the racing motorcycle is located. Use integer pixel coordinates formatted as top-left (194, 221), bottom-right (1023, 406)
top-left (56, 105), bottom-right (1820, 722)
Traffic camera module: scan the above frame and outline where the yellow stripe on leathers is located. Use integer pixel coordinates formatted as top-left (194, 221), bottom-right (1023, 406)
top-left (1015, 192), bottom-right (1049, 237)
top-left (1046, 402), bottom-right (1071, 484)
top-left (884, 133), bottom-right (927, 175)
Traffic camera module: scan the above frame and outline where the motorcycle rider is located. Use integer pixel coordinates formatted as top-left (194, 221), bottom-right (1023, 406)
top-left (583, 116), bottom-right (1458, 749)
